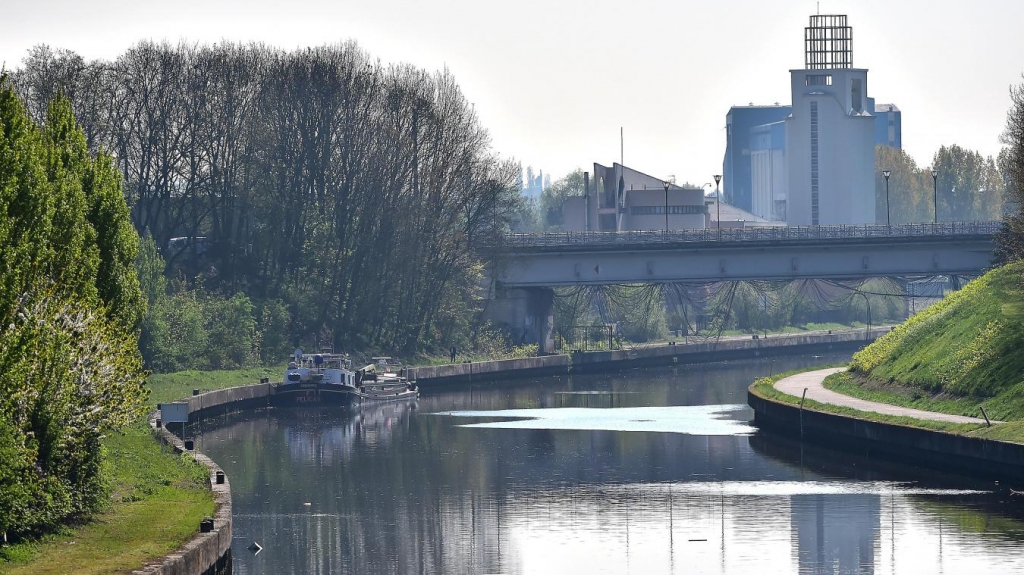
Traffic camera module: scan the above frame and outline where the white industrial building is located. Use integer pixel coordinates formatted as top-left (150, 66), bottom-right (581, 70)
top-left (741, 15), bottom-right (881, 226)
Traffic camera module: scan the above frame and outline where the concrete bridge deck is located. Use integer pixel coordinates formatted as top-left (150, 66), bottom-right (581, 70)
top-left (492, 222), bottom-right (998, 287)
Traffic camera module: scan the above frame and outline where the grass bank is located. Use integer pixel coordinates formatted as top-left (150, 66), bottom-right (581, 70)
top-left (802, 260), bottom-right (1024, 442)
top-left (0, 426), bottom-right (215, 574)
top-left (147, 364), bottom-right (284, 405)
top-left (0, 364), bottom-right (269, 573)
top-left (749, 368), bottom-right (984, 435)
top-left (848, 261), bottom-right (1024, 418)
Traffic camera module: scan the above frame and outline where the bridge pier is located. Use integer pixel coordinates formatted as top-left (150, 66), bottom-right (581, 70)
top-left (484, 287), bottom-right (555, 354)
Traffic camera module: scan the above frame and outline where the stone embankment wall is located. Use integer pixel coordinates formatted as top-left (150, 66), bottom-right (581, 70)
top-left (411, 330), bottom-right (875, 385)
top-left (748, 390), bottom-right (1024, 479)
top-left (138, 384), bottom-right (282, 575)
top-left (137, 411), bottom-right (233, 575)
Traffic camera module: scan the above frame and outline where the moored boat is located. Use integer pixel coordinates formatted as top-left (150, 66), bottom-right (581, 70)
top-left (351, 361), bottom-right (419, 406)
top-left (272, 349), bottom-right (418, 407)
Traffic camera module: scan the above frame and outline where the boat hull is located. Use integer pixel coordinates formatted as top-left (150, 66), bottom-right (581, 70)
top-left (351, 388), bottom-right (419, 406)
top-left (271, 382), bottom-right (355, 407)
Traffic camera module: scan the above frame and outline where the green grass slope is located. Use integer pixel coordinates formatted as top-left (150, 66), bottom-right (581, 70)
top-left (848, 261), bottom-right (1024, 420)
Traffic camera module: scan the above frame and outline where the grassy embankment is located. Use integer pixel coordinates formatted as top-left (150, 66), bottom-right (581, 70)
top-left (0, 366), bottom-right (280, 574)
top-left (0, 427), bottom-right (214, 575)
top-left (749, 370), bottom-right (984, 435)
top-left (753, 261), bottom-right (1024, 442)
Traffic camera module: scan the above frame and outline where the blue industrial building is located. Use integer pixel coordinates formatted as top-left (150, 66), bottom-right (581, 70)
top-left (723, 105), bottom-right (792, 212)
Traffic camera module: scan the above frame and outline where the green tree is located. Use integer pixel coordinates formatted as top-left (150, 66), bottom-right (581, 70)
top-left (83, 150), bottom-right (144, 330)
top-left (0, 80), bottom-right (147, 539)
top-left (875, 145), bottom-right (931, 223)
top-left (40, 96), bottom-right (100, 302)
top-left (932, 144), bottom-right (1005, 222)
top-left (997, 79), bottom-right (1024, 263)
top-left (539, 169), bottom-right (585, 230)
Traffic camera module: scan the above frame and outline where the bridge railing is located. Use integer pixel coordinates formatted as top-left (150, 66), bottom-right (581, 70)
top-left (500, 221), bottom-right (1001, 249)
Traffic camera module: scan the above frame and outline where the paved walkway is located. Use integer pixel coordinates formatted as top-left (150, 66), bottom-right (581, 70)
top-left (774, 368), bottom-right (990, 424)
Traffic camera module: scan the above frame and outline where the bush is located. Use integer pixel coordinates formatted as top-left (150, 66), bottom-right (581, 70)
top-left (0, 81), bottom-right (146, 540)
top-left (0, 291), bottom-right (147, 538)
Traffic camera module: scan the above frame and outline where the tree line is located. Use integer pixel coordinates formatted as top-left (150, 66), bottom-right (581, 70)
top-left (874, 144), bottom-right (1009, 224)
top-left (11, 43), bottom-right (524, 366)
top-left (0, 80), bottom-right (147, 540)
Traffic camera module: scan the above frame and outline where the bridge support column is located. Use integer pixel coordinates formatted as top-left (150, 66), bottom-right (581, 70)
top-left (484, 287), bottom-right (555, 355)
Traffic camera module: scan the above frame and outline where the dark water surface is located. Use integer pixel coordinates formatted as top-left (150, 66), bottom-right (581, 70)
top-left (193, 354), bottom-right (1024, 574)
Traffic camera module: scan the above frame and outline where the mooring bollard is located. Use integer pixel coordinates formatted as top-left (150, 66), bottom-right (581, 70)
top-left (216, 471), bottom-right (225, 484)
top-left (192, 388), bottom-right (200, 396)
top-left (184, 440), bottom-right (194, 450)
top-left (155, 419), bottom-right (162, 428)
top-left (200, 517), bottom-right (214, 533)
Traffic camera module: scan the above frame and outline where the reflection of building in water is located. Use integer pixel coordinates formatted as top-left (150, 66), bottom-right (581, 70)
top-left (791, 494), bottom-right (880, 574)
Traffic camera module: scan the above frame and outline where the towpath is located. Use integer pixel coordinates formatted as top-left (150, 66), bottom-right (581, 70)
top-left (774, 368), bottom-right (990, 425)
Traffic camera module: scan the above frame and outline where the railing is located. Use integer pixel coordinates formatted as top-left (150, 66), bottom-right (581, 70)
top-left (497, 221), bottom-right (1001, 250)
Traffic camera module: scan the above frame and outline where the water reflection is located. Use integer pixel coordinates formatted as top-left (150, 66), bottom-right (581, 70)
top-left (194, 354), bottom-right (1024, 574)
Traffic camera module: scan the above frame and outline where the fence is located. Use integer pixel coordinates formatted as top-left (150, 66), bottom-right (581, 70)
top-left (497, 221), bottom-right (1000, 250)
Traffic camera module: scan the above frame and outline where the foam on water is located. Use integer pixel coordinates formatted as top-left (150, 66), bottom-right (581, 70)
top-left (432, 405), bottom-right (756, 436)
top-left (613, 480), bottom-right (991, 497)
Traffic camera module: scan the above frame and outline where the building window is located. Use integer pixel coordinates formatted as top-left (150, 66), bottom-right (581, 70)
top-left (806, 74), bottom-right (833, 86)
top-left (851, 79), bottom-right (863, 113)
top-left (630, 205), bottom-right (706, 216)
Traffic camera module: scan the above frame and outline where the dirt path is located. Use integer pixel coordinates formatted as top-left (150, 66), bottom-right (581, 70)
top-left (774, 368), bottom-right (989, 424)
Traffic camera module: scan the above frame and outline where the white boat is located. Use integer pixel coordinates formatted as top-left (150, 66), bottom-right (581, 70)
top-left (274, 349), bottom-right (418, 406)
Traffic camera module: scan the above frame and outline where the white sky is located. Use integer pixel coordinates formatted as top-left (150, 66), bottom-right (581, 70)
top-left (3, 0), bottom-right (1023, 185)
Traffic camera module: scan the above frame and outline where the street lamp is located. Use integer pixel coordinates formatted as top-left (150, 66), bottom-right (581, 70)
top-left (663, 180), bottom-right (670, 232)
top-left (713, 174), bottom-right (722, 238)
top-left (857, 291), bottom-right (872, 340)
top-left (882, 170), bottom-right (891, 230)
top-left (931, 168), bottom-right (938, 224)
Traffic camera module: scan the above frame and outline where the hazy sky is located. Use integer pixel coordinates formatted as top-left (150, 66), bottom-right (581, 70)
top-left (3, 0), bottom-right (1023, 185)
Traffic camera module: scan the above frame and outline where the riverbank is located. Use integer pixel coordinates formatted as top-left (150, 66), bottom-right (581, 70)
top-left (0, 425), bottom-right (216, 575)
top-left (748, 368), bottom-right (1024, 479)
top-left (0, 326), bottom-right (879, 574)
top-left (845, 262), bottom-right (1024, 419)
top-left (412, 327), bottom-right (877, 385)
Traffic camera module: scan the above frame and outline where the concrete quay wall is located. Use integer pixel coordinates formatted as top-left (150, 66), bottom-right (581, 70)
top-left (411, 330), bottom-right (875, 386)
top-left (139, 384), bottom-right (277, 574)
top-left (748, 389), bottom-right (1024, 479)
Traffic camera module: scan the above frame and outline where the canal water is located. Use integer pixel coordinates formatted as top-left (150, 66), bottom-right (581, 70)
top-left (193, 353), bottom-right (1024, 574)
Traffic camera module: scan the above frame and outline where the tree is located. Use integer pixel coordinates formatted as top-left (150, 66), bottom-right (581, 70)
top-left (0, 78), bottom-right (146, 539)
top-left (932, 144), bottom-right (1004, 222)
top-left (997, 79), bottom-right (1024, 263)
top-left (539, 169), bottom-right (585, 230)
top-left (874, 145), bottom-right (931, 223)
top-left (11, 42), bottom-right (527, 362)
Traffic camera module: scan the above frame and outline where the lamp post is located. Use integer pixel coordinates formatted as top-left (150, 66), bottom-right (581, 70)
top-left (931, 169), bottom-right (938, 224)
top-left (713, 174), bottom-right (722, 238)
top-left (858, 291), bottom-right (872, 339)
top-left (663, 180), bottom-right (670, 232)
top-left (882, 170), bottom-right (891, 230)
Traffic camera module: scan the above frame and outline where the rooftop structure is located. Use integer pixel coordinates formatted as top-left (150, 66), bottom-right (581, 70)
top-left (723, 14), bottom-right (897, 225)
top-left (562, 163), bottom-right (706, 232)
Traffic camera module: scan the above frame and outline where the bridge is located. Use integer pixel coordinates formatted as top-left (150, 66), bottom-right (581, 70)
top-left (494, 221), bottom-right (998, 286)
top-left (484, 222), bottom-right (999, 352)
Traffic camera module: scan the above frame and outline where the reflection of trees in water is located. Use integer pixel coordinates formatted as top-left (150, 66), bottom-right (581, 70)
top-left (203, 405), bottom-right (520, 575)
top-left (201, 356), bottom-right (920, 574)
